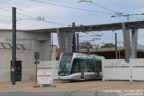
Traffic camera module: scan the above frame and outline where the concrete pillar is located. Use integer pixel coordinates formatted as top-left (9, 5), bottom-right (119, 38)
top-left (56, 28), bottom-right (73, 53)
top-left (31, 33), bottom-right (51, 61)
top-left (131, 28), bottom-right (138, 58)
top-left (40, 40), bottom-right (51, 61)
top-left (122, 23), bottom-right (131, 63)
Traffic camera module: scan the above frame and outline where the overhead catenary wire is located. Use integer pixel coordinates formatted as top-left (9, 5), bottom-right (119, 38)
top-left (17, 17), bottom-right (67, 26)
top-left (78, 0), bottom-right (123, 16)
top-left (111, 13), bottom-right (144, 22)
top-left (78, 0), bottom-right (144, 22)
top-left (0, 7), bottom-right (36, 18)
top-left (29, 0), bottom-right (113, 15)
top-left (0, 7), bottom-right (10, 12)
top-left (79, 0), bottom-right (117, 13)
top-left (90, 1), bottom-right (116, 13)
top-left (43, 20), bottom-right (66, 26)
top-left (0, 7), bottom-right (67, 26)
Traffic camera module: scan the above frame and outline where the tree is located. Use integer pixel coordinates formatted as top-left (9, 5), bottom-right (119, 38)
top-left (101, 43), bottom-right (115, 48)
top-left (79, 41), bottom-right (93, 49)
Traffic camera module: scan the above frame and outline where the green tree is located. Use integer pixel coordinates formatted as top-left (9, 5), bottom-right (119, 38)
top-left (101, 43), bottom-right (115, 48)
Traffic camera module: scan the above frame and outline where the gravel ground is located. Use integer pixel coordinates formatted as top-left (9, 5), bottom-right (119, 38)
top-left (0, 80), bottom-right (144, 95)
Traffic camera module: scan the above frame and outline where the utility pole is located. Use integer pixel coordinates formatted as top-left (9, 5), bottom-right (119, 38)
top-left (115, 33), bottom-right (118, 59)
top-left (11, 7), bottom-right (16, 85)
top-left (76, 33), bottom-right (79, 52)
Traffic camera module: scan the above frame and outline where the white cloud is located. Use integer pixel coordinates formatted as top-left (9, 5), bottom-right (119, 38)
top-left (0, 23), bottom-right (11, 29)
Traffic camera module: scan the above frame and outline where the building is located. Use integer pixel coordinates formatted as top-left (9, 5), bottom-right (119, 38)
top-left (0, 29), bottom-right (56, 82)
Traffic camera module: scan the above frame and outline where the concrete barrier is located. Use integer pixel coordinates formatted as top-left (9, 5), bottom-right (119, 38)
top-left (102, 58), bottom-right (144, 81)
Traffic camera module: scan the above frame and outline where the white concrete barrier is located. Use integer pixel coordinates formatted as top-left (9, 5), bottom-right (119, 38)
top-left (102, 59), bottom-right (144, 81)
top-left (102, 59), bottom-right (131, 81)
top-left (131, 59), bottom-right (144, 81)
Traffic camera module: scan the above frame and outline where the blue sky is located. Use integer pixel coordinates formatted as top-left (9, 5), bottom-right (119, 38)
top-left (0, 0), bottom-right (144, 46)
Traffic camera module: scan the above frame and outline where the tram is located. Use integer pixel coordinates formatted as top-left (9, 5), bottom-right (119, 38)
top-left (58, 53), bottom-right (104, 81)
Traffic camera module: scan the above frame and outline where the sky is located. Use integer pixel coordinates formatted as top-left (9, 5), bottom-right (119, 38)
top-left (0, 0), bottom-right (144, 46)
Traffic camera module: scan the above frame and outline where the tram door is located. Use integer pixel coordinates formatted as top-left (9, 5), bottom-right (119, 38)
top-left (94, 60), bottom-right (102, 79)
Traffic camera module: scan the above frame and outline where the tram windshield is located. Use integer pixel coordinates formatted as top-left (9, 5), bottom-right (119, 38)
top-left (59, 53), bottom-right (73, 75)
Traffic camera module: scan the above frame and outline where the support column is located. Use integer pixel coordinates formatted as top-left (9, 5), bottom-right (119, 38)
top-left (56, 28), bottom-right (73, 53)
top-left (40, 40), bottom-right (51, 60)
top-left (76, 33), bottom-right (79, 52)
top-left (31, 33), bottom-right (51, 61)
top-left (122, 23), bottom-right (131, 63)
top-left (72, 33), bottom-right (76, 52)
top-left (131, 28), bottom-right (138, 58)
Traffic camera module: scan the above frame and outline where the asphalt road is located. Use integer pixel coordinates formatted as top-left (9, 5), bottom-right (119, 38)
top-left (0, 92), bottom-right (126, 96)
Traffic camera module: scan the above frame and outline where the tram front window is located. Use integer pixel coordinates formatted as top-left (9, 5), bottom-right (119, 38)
top-left (59, 53), bottom-right (73, 75)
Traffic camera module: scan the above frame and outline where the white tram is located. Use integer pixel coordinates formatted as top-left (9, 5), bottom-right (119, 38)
top-left (58, 53), bottom-right (104, 81)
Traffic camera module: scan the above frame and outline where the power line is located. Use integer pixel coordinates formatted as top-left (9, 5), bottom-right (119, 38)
top-left (15, 8), bottom-right (68, 26)
top-left (79, 0), bottom-right (116, 13)
top-left (0, 7), bottom-right (44, 19)
top-left (0, 7), bottom-right (36, 18)
top-left (41, 0), bottom-right (69, 3)
top-left (29, 0), bottom-right (113, 15)
top-left (0, 7), bottom-right (67, 26)
top-left (78, 0), bottom-right (123, 16)
top-left (78, 0), bottom-right (144, 22)
top-left (111, 13), bottom-right (144, 22)
top-left (90, 2), bottom-right (116, 13)
top-left (0, 7), bottom-right (10, 12)
top-left (43, 20), bottom-right (66, 26)
top-left (17, 16), bottom-right (67, 26)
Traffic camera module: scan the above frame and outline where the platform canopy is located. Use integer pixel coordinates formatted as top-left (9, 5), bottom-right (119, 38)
top-left (25, 20), bottom-right (144, 33)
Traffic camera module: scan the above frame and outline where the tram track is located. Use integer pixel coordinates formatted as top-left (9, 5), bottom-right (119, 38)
top-left (64, 81), bottom-right (142, 96)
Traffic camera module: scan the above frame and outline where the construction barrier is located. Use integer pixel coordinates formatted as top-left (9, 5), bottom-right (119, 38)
top-left (102, 59), bottom-right (144, 81)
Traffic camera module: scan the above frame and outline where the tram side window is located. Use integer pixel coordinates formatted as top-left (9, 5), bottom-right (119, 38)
top-left (71, 59), bottom-right (95, 73)
top-left (71, 59), bottom-right (81, 73)
top-left (85, 59), bottom-right (94, 72)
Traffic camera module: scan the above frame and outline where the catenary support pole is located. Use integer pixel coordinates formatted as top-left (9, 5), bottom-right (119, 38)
top-left (115, 33), bottom-right (118, 59)
top-left (11, 7), bottom-right (16, 85)
top-left (77, 33), bottom-right (79, 52)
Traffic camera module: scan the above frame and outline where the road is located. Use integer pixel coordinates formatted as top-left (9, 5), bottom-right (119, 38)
top-left (0, 92), bottom-right (126, 96)
top-left (0, 80), bottom-right (143, 96)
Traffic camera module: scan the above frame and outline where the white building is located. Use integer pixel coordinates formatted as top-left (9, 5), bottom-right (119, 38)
top-left (0, 29), bottom-right (56, 82)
